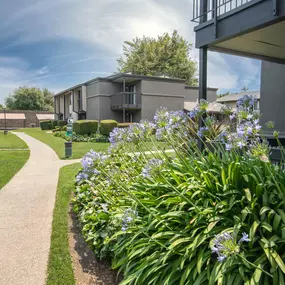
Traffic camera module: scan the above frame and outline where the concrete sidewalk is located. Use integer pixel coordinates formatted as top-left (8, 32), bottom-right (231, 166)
top-left (0, 132), bottom-right (79, 285)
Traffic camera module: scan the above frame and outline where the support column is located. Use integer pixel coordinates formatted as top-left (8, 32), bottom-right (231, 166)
top-left (123, 108), bottom-right (126, 123)
top-left (198, 46), bottom-right (208, 150)
top-left (123, 78), bottom-right (126, 123)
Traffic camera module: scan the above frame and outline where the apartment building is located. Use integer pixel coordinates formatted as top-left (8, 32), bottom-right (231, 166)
top-left (54, 73), bottom-right (218, 123)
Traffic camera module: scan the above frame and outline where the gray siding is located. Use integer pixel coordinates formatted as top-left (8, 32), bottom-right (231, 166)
top-left (141, 95), bottom-right (184, 121)
top-left (260, 61), bottom-right (285, 135)
top-left (184, 87), bottom-right (217, 103)
top-left (142, 80), bottom-right (185, 96)
top-left (86, 96), bottom-right (100, 120)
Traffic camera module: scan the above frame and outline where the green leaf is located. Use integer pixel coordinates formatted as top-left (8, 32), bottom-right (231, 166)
top-left (168, 237), bottom-right (191, 250)
top-left (271, 249), bottom-right (285, 274)
top-left (261, 222), bottom-right (272, 233)
top-left (205, 220), bottom-right (219, 233)
top-left (273, 214), bottom-right (282, 232)
top-left (244, 188), bottom-right (252, 202)
top-left (249, 265), bottom-right (263, 285)
top-left (249, 221), bottom-right (260, 245)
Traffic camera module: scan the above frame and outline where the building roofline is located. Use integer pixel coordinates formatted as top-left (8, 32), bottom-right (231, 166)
top-left (54, 73), bottom-right (193, 96)
top-left (54, 77), bottom-right (108, 96)
top-left (216, 90), bottom-right (260, 102)
top-left (185, 85), bottom-right (218, 91)
top-left (107, 73), bottom-right (186, 83)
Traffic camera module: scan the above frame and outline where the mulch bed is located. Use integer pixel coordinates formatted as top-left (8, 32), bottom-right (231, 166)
top-left (68, 208), bottom-right (122, 285)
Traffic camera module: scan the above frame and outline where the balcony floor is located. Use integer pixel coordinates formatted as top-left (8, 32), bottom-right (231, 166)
top-left (111, 104), bottom-right (141, 111)
top-left (211, 20), bottom-right (285, 62)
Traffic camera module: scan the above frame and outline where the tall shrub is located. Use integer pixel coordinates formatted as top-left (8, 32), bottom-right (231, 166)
top-left (73, 120), bottom-right (98, 135)
top-left (100, 120), bottom-right (118, 136)
top-left (40, 120), bottom-right (52, 130)
top-left (74, 96), bottom-right (285, 284)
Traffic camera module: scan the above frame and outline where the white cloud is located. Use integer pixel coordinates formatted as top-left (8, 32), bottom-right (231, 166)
top-left (0, 0), bottom-right (261, 102)
top-left (207, 52), bottom-right (239, 90)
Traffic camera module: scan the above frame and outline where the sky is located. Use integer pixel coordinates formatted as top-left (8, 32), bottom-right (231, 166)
top-left (0, 0), bottom-right (261, 104)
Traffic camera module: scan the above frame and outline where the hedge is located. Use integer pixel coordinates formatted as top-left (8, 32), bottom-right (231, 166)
top-left (118, 123), bottom-right (134, 128)
top-left (73, 120), bottom-right (98, 135)
top-left (100, 120), bottom-right (118, 136)
top-left (40, 120), bottom-right (52, 130)
top-left (57, 120), bottom-right (67, 127)
top-left (51, 120), bottom-right (58, 129)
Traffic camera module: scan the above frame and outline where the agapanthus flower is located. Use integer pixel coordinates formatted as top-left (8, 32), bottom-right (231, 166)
top-left (239, 232), bottom-right (250, 243)
top-left (121, 208), bottom-right (138, 231)
top-left (100, 203), bottom-right (108, 213)
top-left (237, 140), bottom-right (246, 149)
top-left (197, 126), bottom-right (209, 138)
top-left (188, 106), bottom-right (200, 119)
top-left (237, 95), bottom-right (257, 110)
top-left (141, 158), bottom-right (164, 178)
top-left (229, 113), bottom-right (236, 121)
top-left (225, 143), bottom-right (233, 151)
top-left (211, 231), bottom-right (250, 263)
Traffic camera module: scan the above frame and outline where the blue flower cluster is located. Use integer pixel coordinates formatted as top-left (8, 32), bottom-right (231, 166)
top-left (141, 158), bottom-right (164, 178)
top-left (237, 94), bottom-right (257, 111)
top-left (154, 108), bottom-right (186, 140)
top-left (76, 150), bottom-right (107, 183)
top-left (188, 100), bottom-right (208, 119)
top-left (211, 232), bottom-right (250, 262)
top-left (197, 126), bottom-right (208, 138)
top-left (121, 208), bottom-right (138, 231)
top-left (109, 121), bottom-right (155, 147)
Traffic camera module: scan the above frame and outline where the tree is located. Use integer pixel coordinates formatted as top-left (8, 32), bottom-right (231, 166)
top-left (42, 88), bottom-right (54, 112)
top-left (0, 104), bottom-right (3, 109)
top-left (117, 30), bottom-right (198, 86)
top-left (5, 86), bottom-right (54, 111)
top-left (217, 92), bottom-right (230, 98)
top-left (241, 86), bottom-right (249, 92)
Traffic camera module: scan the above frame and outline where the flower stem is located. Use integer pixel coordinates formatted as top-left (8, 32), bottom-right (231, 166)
top-left (237, 254), bottom-right (273, 278)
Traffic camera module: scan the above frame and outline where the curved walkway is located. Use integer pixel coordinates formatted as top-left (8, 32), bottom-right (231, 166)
top-left (0, 132), bottom-right (80, 285)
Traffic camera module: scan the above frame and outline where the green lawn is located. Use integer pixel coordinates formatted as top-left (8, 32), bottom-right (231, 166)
top-left (16, 128), bottom-right (109, 159)
top-left (0, 151), bottom-right (30, 189)
top-left (46, 163), bottom-right (81, 285)
top-left (15, 128), bottom-right (171, 159)
top-left (0, 131), bottom-right (28, 149)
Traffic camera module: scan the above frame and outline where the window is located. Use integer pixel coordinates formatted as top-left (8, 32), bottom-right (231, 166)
top-left (125, 85), bottom-right (136, 105)
top-left (78, 90), bottom-right (81, 110)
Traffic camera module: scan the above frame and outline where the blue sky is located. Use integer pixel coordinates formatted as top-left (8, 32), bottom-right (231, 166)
top-left (0, 0), bottom-right (261, 104)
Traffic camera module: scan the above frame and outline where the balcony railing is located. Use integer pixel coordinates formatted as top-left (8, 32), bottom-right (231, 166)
top-left (192, 0), bottom-right (255, 23)
top-left (111, 92), bottom-right (141, 110)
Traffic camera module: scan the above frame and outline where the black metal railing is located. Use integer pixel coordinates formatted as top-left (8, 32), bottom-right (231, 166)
top-left (192, 0), bottom-right (255, 23)
top-left (111, 92), bottom-right (141, 109)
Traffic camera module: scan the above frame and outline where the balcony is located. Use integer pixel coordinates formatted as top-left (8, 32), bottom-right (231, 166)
top-left (192, 0), bottom-right (285, 62)
top-left (111, 92), bottom-right (141, 110)
top-left (192, 0), bottom-right (255, 23)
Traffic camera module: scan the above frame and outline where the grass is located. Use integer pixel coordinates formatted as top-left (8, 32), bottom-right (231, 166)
top-left (0, 151), bottom-right (30, 189)
top-left (0, 131), bottom-right (28, 149)
top-left (16, 128), bottom-right (109, 159)
top-left (46, 162), bottom-right (81, 285)
top-left (16, 128), bottom-right (172, 159)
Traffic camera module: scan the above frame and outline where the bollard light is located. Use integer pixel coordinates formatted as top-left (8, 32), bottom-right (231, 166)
top-left (3, 104), bottom-right (8, 135)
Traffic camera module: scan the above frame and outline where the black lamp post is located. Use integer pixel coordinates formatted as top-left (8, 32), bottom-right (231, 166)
top-left (3, 104), bottom-right (8, 135)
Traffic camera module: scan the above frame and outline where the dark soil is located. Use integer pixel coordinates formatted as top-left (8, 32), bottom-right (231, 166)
top-left (68, 208), bottom-right (122, 285)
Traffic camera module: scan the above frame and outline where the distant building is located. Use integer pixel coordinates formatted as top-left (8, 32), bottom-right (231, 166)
top-left (54, 73), bottom-right (218, 123)
top-left (217, 91), bottom-right (260, 110)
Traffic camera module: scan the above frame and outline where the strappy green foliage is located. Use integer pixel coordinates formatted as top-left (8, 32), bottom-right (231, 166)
top-left (73, 135), bottom-right (285, 284)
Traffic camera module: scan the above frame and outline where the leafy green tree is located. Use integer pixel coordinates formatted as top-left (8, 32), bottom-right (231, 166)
top-left (0, 104), bottom-right (3, 109)
top-left (5, 86), bottom-right (54, 111)
top-left (117, 30), bottom-right (198, 86)
top-left (42, 88), bottom-right (54, 112)
top-left (217, 91), bottom-right (230, 98)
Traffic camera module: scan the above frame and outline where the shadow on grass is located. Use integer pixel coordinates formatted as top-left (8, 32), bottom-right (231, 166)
top-left (69, 208), bottom-right (122, 285)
